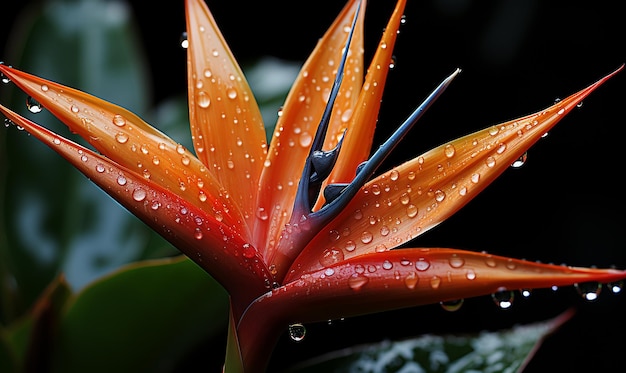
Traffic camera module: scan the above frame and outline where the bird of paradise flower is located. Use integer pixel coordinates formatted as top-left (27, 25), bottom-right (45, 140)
top-left (0, 0), bottom-right (623, 371)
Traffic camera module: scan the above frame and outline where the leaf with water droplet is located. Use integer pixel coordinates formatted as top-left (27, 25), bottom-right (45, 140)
top-left (287, 310), bottom-right (575, 373)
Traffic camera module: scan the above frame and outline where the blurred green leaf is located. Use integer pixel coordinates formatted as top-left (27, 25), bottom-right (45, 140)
top-left (0, 0), bottom-right (173, 321)
top-left (289, 311), bottom-right (572, 373)
top-left (51, 256), bottom-right (228, 373)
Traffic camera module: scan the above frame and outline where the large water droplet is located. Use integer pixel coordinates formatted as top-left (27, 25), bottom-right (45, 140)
top-left (415, 258), bottom-right (430, 271)
top-left (113, 114), bottom-right (126, 127)
top-left (444, 144), bottom-right (456, 158)
top-left (608, 280), bottom-right (623, 294)
top-left (404, 272), bottom-right (419, 289)
top-left (197, 91), bottom-right (211, 108)
top-left (132, 188), bottom-right (147, 202)
top-left (26, 96), bottom-right (42, 113)
top-left (440, 299), bottom-right (464, 312)
top-left (180, 32), bottom-right (188, 48)
top-left (511, 152), bottom-right (527, 168)
top-left (574, 281), bottom-right (602, 301)
top-left (288, 323), bottom-right (306, 342)
top-left (492, 289), bottom-right (514, 309)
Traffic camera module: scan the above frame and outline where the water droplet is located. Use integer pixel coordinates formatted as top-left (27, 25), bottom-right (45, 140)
top-left (434, 190), bottom-right (446, 202)
top-left (404, 272), bottom-right (419, 289)
top-left (53, 138), bottom-right (61, 145)
top-left (299, 132), bottom-right (312, 147)
top-left (115, 132), bottom-right (129, 144)
top-left (360, 231), bottom-right (373, 244)
top-left (415, 258), bottom-right (430, 271)
top-left (70, 105), bottom-right (79, 113)
top-left (444, 144), bottom-right (456, 158)
top-left (348, 275), bottom-right (369, 290)
top-left (288, 323), bottom-right (306, 342)
top-left (511, 152), bottom-right (527, 168)
top-left (116, 175), bottom-right (127, 186)
top-left (382, 260), bottom-right (393, 270)
top-left (470, 173), bottom-right (480, 183)
top-left (430, 276), bottom-right (441, 289)
top-left (344, 240), bottom-right (356, 252)
top-left (194, 228), bottom-right (203, 240)
top-left (448, 254), bottom-right (465, 268)
top-left (95, 164), bottom-right (105, 173)
top-left (113, 114), bottom-right (126, 127)
top-left (608, 280), bottom-right (623, 294)
top-left (1, 71), bottom-right (9, 84)
top-left (492, 289), bottom-right (514, 309)
top-left (389, 170), bottom-right (399, 181)
top-left (485, 156), bottom-right (496, 168)
top-left (180, 32), bottom-right (188, 48)
top-left (256, 207), bottom-right (269, 221)
top-left (465, 269), bottom-right (476, 280)
top-left (26, 96), bottom-right (42, 113)
top-left (557, 108), bottom-right (565, 115)
top-left (320, 247), bottom-right (344, 267)
top-left (574, 281), bottom-right (602, 301)
top-left (132, 188), bottom-right (146, 202)
top-left (197, 91), bottom-right (211, 108)
top-left (406, 204), bottom-right (418, 218)
top-left (520, 289), bottom-right (532, 298)
top-left (227, 87), bottom-right (238, 99)
top-left (440, 299), bottom-right (464, 312)
top-left (324, 268), bottom-right (335, 276)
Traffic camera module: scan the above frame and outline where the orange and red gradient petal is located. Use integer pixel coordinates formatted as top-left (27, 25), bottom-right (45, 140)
top-left (254, 0), bottom-right (364, 256)
top-left (324, 0), bottom-right (406, 187)
top-left (288, 66), bottom-right (623, 276)
top-left (186, 0), bottom-right (268, 229)
top-left (241, 248), bottom-right (626, 370)
top-left (0, 64), bottom-right (245, 230)
top-left (0, 104), bottom-right (272, 317)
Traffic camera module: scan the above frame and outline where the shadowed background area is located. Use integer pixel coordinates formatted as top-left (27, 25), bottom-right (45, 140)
top-left (1, 0), bottom-right (624, 372)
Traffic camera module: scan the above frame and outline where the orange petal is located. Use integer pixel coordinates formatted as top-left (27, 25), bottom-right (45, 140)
top-left (0, 104), bottom-right (271, 315)
top-left (185, 0), bottom-right (268, 229)
top-left (0, 64), bottom-right (246, 232)
top-left (324, 0), bottom-right (407, 187)
top-left (254, 0), bottom-right (364, 256)
top-left (242, 248), bottom-right (626, 369)
top-left (288, 66), bottom-right (623, 276)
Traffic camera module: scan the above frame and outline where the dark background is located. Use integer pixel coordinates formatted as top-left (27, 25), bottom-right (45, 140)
top-left (2, 0), bottom-right (625, 372)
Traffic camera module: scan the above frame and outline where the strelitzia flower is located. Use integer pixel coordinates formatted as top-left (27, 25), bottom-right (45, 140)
top-left (0, 0), bottom-right (623, 371)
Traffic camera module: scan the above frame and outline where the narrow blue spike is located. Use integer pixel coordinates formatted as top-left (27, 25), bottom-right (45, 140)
top-left (311, 68), bottom-right (461, 222)
top-left (292, 0), bottom-right (362, 216)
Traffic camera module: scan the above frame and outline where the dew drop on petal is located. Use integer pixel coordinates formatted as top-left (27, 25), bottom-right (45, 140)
top-left (415, 258), bottom-right (430, 271)
top-left (448, 254), bottom-right (464, 268)
top-left (115, 132), bottom-right (129, 144)
top-left (288, 323), bottom-right (306, 342)
top-left (404, 272), bottom-right (419, 289)
top-left (113, 114), bottom-right (126, 127)
top-left (95, 164), bottom-right (105, 173)
top-left (197, 91), bottom-right (211, 108)
top-left (406, 204), bottom-right (418, 218)
top-left (132, 188), bottom-right (146, 202)
top-left (116, 175), bottom-right (127, 186)
top-left (444, 144), bottom-right (456, 158)
top-left (360, 231), bottom-right (373, 244)
top-left (430, 276), bottom-right (441, 289)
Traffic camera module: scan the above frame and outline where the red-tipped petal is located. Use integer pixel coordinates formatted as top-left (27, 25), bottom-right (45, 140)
top-left (239, 248), bottom-right (626, 370)
top-left (0, 64), bottom-right (246, 232)
top-left (0, 104), bottom-right (271, 316)
top-left (288, 66), bottom-right (623, 276)
top-left (185, 0), bottom-right (268, 230)
top-left (254, 0), bottom-right (364, 256)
